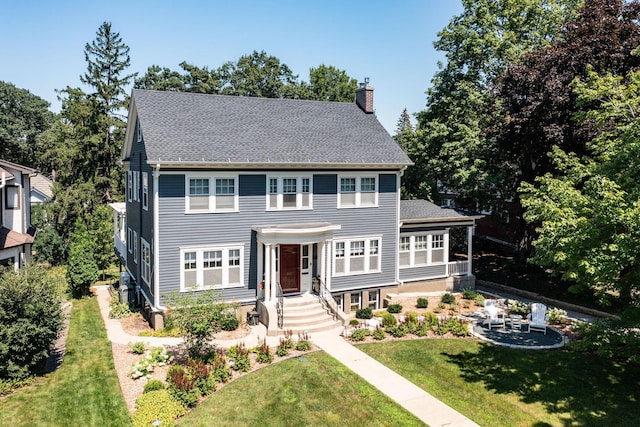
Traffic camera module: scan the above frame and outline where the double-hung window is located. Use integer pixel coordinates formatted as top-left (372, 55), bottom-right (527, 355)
top-left (142, 172), bottom-right (149, 210)
top-left (333, 237), bottom-right (381, 276)
top-left (350, 292), bottom-right (361, 312)
top-left (399, 233), bottom-right (447, 267)
top-left (133, 172), bottom-right (139, 202)
top-left (186, 175), bottom-right (238, 213)
top-left (181, 246), bottom-right (244, 291)
top-left (338, 175), bottom-right (377, 208)
top-left (127, 228), bottom-right (133, 254)
top-left (266, 176), bottom-right (312, 210)
top-left (127, 171), bottom-right (133, 202)
top-left (141, 239), bottom-right (151, 284)
top-left (133, 231), bottom-right (138, 264)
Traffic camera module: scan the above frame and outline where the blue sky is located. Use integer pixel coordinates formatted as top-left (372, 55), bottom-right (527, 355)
top-left (1, 0), bottom-right (462, 133)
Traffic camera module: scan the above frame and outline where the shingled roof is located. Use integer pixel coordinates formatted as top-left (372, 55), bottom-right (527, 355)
top-left (130, 89), bottom-right (412, 168)
top-left (400, 200), bottom-right (482, 225)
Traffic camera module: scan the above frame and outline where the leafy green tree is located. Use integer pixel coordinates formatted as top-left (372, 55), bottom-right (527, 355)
top-left (66, 222), bottom-right (99, 297)
top-left (134, 64), bottom-right (187, 92)
top-left (521, 68), bottom-right (640, 306)
top-left (33, 224), bottom-right (68, 266)
top-left (0, 265), bottom-right (63, 380)
top-left (0, 81), bottom-right (54, 168)
top-left (499, 0), bottom-right (640, 257)
top-left (219, 50), bottom-right (303, 98)
top-left (414, 0), bottom-right (582, 206)
top-left (90, 204), bottom-right (116, 274)
top-left (308, 65), bottom-right (357, 102)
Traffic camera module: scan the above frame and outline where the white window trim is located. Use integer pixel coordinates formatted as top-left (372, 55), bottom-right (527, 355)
top-left (337, 174), bottom-right (378, 208)
top-left (133, 171), bottom-right (139, 202)
top-left (142, 172), bottom-right (149, 211)
top-left (399, 232), bottom-right (447, 268)
top-left (368, 290), bottom-right (379, 310)
top-left (133, 231), bottom-right (138, 264)
top-left (350, 292), bottom-right (362, 312)
top-left (185, 173), bottom-right (239, 213)
top-left (127, 171), bottom-right (133, 202)
top-left (179, 245), bottom-right (244, 291)
top-left (266, 175), bottom-right (313, 211)
top-left (332, 236), bottom-right (382, 276)
top-left (127, 228), bottom-right (133, 254)
top-left (141, 238), bottom-right (151, 284)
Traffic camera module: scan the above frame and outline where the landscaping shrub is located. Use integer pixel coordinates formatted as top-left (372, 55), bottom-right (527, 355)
top-left (128, 341), bottom-right (146, 355)
top-left (356, 307), bottom-right (373, 319)
top-left (132, 389), bottom-right (186, 427)
top-left (66, 224), bottom-right (98, 297)
top-left (386, 324), bottom-right (408, 338)
top-left (387, 304), bottom-right (403, 313)
top-left (416, 297), bottom-right (428, 309)
top-left (423, 312), bottom-right (438, 326)
top-left (130, 347), bottom-right (173, 380)
top-left (167, 365), bottom-right (200, 408)
top-left (349, 319), bottom-right (360, 326)
top-left (474, 294), bottom-right (485, 306)
top-left (227, 343), bottom-right (251, 372)
top-left (436, 317), bottom-right (471, 337)
top-left (187, 358), bottom-right (215, 396)
top-left (296, 332), bottom-right (312, 351)
top-left (381, 312), bottom-right (397, 327)
top-left (143, 379), bottom-right (164, 393)
top-left (109, 298), bottom-right (132, 319)
top-left (349, 328), bottom-right (371, 342)
top-left (547, 307), bottom-right (567, 324)
top-left (570, 320), bottom-right (640, 364)
top-left (0, 265), bottom-right (63, 381)
top-left (210, 350), bottom-right (231, 383)
top-left (276, 334), bottom-right (293, 356)
top-left (507, 299), bottom-right (530, 316)
top-left (164, 290), bottom-right (240, 357)
top-left (461, 288), bottom-right (479, 299)
top-left (440, 293), bottom-right (456, 304)
top-left (219, 312), bottom-right (240, 331)
top-left (372, 326), bottom-right (386, 340)
top-left (256, 339), bottom-right (274, 364)
top-left (413, 322), bottom-right (432, 337)
top-left (405, 311), bottom-right (418, 323)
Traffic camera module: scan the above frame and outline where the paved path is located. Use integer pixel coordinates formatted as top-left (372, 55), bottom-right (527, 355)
top-left (96, 286), bottom-right (478, 426)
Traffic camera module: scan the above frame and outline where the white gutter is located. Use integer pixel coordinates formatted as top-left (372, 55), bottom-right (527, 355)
top-left (153, 164), bottom-right (161, 310)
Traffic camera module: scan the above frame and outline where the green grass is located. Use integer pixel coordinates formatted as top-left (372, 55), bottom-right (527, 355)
top-left (359, 339), bottom-right (640, 427)
top-left (179, 352), bottom-right (424, 427)
top-left (0, 297), bottom-right (131, 426)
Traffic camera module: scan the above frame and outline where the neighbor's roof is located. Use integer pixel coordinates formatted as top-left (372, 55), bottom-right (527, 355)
top-left (0, 159), bottom-right (37, 175)
top-left (400, 200), bottom-right (482, 224)
top-left (30, 173), bottom-right (53, 199)
top-left (130, 89), bottom-right (412, 168)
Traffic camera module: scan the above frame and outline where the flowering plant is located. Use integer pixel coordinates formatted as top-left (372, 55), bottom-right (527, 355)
top-left (130, 347), bottom-right (174, 379)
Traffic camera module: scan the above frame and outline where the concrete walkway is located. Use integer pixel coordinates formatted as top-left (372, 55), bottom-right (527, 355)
top-left (97, 285), bottom-right (478, 426)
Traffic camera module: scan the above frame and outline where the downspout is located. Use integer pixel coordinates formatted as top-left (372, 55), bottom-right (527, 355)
top-left (153, 164), bottom-right (161, 310)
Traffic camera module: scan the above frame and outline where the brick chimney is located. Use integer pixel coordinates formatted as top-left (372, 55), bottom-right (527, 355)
top-left (356, 77), bottom-right (374, 113)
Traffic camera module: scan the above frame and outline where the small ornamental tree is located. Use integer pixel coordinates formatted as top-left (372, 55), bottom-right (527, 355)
top-left (66, 223), bottom-right (98, 297)
top-left (0, 265), bottom-right (63, 380)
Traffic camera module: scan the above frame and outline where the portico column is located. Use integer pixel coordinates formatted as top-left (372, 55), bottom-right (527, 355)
top-left (264, 244), bottom-right (271, 302)
top-left (467, 226), bottom-right (473, 276)
top-left (257, 242), bottom-right (264, 300)
top-left (270, 245), bottom-right (278, 302)
top-left (319, 240), bottom-right (326, 286)
top-left (324, 239), bottom-right (331, 290)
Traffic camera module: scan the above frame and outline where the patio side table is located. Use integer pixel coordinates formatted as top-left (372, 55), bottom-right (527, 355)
top-left (509, 314), bottom-right (523, 330)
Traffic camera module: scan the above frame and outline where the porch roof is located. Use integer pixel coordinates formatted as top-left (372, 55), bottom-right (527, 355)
top-left (400, 200), bottom-right (482, 227)
top-left (253, 222), bottom-right (341, 236)
top-left (0, 227), bottom-right (34, 250)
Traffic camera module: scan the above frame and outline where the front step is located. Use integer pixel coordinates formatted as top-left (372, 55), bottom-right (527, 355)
top-left (277, 294), bottom-right (342, 335)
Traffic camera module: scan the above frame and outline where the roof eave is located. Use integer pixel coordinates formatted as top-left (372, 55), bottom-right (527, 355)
top-left (146, 160), bottom-right (412, 170)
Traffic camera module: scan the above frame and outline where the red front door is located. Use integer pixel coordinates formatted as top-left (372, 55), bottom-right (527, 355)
top-left (279, 244), bottom-right (300, 293)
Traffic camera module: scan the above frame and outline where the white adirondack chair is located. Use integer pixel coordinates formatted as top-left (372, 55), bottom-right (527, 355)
top-left (484, 300), bottom-right (505, 330)
top-left (527, 303), bottom-right (548, 335)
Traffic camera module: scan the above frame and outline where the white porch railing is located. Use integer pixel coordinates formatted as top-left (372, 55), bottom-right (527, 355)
top-left (447, 260), bottom-right (469, 276)
top-left (114, 233), bottom-right (126, 259)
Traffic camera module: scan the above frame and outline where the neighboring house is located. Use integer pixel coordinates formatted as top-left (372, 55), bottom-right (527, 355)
top-left (112, 85), bottom-right (481, 331)
top-left (30, 173), bottom-right (53, 205)
top-left (0, 160), bottom-right (36, 270)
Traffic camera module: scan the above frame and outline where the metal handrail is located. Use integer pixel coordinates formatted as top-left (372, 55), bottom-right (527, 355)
top-left (314, 276), bottom-right (344, 321)
top-left (276, 281), bottom-right (284, 329)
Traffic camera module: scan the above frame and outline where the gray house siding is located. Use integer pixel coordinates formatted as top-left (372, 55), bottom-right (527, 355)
top-left (126, 119), bottom-right (155, 301)
top-left (400, 264), bottom-right (447, 282)
top-left (156, 171), bottom-right (400, 303)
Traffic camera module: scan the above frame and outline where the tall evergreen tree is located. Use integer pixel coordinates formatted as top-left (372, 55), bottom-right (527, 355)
top-left (80, 21), bottom-right (136, 202)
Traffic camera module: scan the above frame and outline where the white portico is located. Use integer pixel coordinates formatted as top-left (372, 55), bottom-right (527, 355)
top-left (253, 222), bottom-right (341, 303)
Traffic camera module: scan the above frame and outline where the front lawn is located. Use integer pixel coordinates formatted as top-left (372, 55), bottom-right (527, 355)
top-left (359, 339), bottom-right (640, 427)
top-left (0, 297), bottom-right (131, 426)
top-left (178, 351), bottom-right (424, 426)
